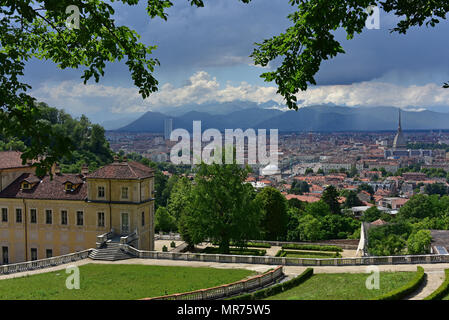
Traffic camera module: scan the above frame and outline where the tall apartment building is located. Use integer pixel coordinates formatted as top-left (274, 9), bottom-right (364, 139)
top-left (0, 152), bottom-right (155, 264)
top-left (164, 118), bottom-right (173, 141)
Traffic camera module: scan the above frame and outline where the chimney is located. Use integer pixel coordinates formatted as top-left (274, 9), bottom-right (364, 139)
top-left (54, 163), bottom-right (61, 175)
top-left (81, 164), bottom-right (89, 176)
top-left (123, 155), bottom-right (128, 162)
top-left (113, 155), bottom-right (120, 163)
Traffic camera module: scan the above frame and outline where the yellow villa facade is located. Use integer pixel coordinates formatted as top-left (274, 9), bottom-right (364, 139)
top-left (0, 152), bottom-right (155, 264)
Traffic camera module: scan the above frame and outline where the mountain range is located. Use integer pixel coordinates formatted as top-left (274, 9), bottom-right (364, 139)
top-left (114, 104), bottom-right (449, 133)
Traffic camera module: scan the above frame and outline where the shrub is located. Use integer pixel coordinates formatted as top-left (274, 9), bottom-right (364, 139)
top-left (275, 250), bottom-right (285, 257)
top-left (162, 245), bottom-right (168, 252)
top-left (211, 241), bottom-right (271, 248)
top-left (407, 230), bottom-right (432, 255)
top-left (374, 266), bottom-right (425, 300)
top-left (246, 242), bottom-right (271, 248)
top-left (275, 250), bottom-right (340, 258)
top-left (170, 241), bottom-right (176, 248)
top-left (228, 268), bottom-right (314, 300)
top-left (281, 244), bottom-right (343, 252)
top-left (424, 269), bottom-right (449, 300)
top-left (202, 247), bottom-right (267, 256)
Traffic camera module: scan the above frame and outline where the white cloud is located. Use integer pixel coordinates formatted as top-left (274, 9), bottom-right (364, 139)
top-left (296, 82), bottom-right (449, 109)
top-left (31, 71), bottom-right (284, 115)
top-left (31, 71), bottom-right (449, 119)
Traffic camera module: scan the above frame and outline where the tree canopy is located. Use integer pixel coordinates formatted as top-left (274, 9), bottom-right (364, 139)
top-left (0, 102), bottom-right (113, 173)
top-left (255, 186), bottom-right (289, 241)
top-left (179, 162), bottom-right (261, 253)
top-left (321, 185), bottom-right (341, 214)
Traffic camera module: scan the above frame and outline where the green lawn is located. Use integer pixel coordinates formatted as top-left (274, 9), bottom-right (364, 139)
top-left (276, 250), bottom-right (340, 258)
top-left (0, 264), bottom-right (255, 300)
top-left (266, 272), bottom-right (416, 300)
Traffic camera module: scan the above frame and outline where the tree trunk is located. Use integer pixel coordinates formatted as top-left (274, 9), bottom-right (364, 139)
top-left (219, 239), bottom-right (230, 254)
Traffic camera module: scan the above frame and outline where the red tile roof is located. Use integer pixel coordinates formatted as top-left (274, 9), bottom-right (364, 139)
top-left (371, 219), bottom-right (388, 226)
top-left (87, 161), bottom-right (154, 180)
top-left (285, 194), bottom-right (320, 203)
top-left (0, 151), bottom-right (33, 170)
top-left (0, 173), bottom-right (87, 200)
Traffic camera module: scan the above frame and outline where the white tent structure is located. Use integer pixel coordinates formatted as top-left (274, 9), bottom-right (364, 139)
top-left (260, 164), bottom-right (280, 176)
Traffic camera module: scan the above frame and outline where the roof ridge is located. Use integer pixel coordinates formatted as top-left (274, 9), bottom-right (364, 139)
top-left (126, 162), bottom-right (139, 178)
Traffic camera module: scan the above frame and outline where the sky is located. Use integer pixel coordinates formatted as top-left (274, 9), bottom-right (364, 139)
top-left (24, 0), bottom-right (449, 124)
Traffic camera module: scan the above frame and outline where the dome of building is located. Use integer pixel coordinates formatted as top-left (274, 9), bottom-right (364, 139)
top-left (260, 164), bottom-right (279, 176)
top-left (393, 131), bottom-right (407, 149)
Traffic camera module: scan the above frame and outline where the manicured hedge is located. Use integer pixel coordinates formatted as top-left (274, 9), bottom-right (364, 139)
top-left (275, 250), bottom-right (341, 258)
top-left (281, 244), bottom-right (343, 252)
top-left (245, 242), bottom-right (272, 249)
top-left (424, 269), bottom-right (449, 300)
top-left (202, 247), bottom-right (267, 256)
top-left (374, 266), bottom-right (425, 300)
top-left (228, 268), bottom-right (314, 300)
top-left (212, 241), bottom-right (272, 249)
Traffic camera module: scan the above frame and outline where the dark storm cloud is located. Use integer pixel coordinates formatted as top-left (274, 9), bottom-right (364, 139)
top-left (22, 1), bottom-right (449, 89)
top-left (316, 13), bottom-right (449, 85)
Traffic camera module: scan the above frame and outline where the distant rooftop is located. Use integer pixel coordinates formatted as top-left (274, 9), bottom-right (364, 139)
top-left (87, 160), bottom-right (155, 180)
top-left (0, 151), bottom-right (33, 170)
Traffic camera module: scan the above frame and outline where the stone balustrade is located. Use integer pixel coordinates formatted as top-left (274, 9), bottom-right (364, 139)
top-left (141, 266), bottom-right (284, 300)
top-left (96, 230), bottom-right (115, 248)
top-left (154, 233), bottom-right (182, 241)
top-left (0, 249), bottom-right (92, 275)
top-left (120, 244), bottom-right (449, 266)
top-left (120, 232), bottom-right (138, 245)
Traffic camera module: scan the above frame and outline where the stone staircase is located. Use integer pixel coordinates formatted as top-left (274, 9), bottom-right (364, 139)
top-left (89, 242), bottom-right (135, 261)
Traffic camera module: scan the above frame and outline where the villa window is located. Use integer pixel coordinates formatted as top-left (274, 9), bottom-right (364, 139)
top-left (16, 208), bottom-right (22, 223)
top-left (76, 211), bottom-right (84, 226)
top-left (1, 208), bottom-right (7, 222)
top-left (46, 249), bottom-right (53, 258)
top-left (97, 212), bottom-right (105, 227)
top-left (65, 183), bottom-right (73, 191)
top-left (30, 209), bottom-right (37, 224)
top-left (121, 187), bottom-right (129, 199)
top-left (22, 182), bottom-right (30, 189)
top-left (46, 210), bottom-right (52, 224)
top-left (2, 246), bottom-right (8, 265)
top-left (98, 186), bottom-right (105, 198)
top-left (31, 248), bottom-right (37, 261)
top-left (61, 210), bottom-right (68, 225)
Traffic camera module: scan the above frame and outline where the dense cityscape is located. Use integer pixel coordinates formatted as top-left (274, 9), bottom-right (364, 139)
top-left (106, 112), bottom-right (449, 214)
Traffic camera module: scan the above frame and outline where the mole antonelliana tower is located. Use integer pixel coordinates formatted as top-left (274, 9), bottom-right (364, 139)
top-left (393, 108), bottom-right (407, 150)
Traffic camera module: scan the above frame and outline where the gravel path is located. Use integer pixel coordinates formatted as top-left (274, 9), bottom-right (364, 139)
top-left (406, 270), bottom-right (445, 300)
